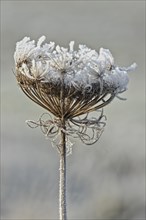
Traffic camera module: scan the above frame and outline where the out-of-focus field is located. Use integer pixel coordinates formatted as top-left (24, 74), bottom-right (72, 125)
top-left (1, 1), bottom-right (145, 219)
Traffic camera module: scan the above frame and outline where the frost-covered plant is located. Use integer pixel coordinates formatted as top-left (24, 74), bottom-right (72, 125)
top-left (14, 36), bottom-right (136, 220)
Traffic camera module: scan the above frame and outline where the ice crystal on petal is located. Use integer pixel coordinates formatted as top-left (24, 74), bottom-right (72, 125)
top-left (37, 35), bottom-right (46, 47)
top-left (119, 62), bottom-right (137, 72)
top-left (14, 37), bottom-right (35, 64)
top-left (69, 41), bottom-right (74, 52)
top-left (97, 48), bottom-right (114, 71)
top-left (30, 60), bottom-right (49, 79)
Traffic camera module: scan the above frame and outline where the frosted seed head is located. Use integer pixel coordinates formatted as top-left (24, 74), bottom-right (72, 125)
top-left (14, 36), bottom-right (137, 98)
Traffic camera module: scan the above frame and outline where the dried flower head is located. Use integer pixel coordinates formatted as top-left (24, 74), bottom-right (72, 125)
top-left (14, 36), bottom-right (137, 147)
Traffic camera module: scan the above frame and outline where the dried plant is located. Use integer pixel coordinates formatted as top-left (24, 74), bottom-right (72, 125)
top-left (14, 36), bottom-right (136, 220)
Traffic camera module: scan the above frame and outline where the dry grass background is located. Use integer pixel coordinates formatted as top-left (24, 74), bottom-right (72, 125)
top-left (1, 1), bottom-right (145, 219)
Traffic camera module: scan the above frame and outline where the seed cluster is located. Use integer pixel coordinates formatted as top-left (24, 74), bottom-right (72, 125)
top-left (14, 36), bottom-right (136, 119)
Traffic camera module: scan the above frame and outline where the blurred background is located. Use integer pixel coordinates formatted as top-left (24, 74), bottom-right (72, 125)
top-left (1, 1), bottom-right (145, 219)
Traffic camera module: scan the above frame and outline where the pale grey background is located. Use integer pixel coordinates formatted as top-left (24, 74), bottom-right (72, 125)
top-left (1, 1), bottom-right (145, 220)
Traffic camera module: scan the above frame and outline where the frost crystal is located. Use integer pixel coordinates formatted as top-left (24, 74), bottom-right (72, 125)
top-left (14, 36), bottom-right (136, 95)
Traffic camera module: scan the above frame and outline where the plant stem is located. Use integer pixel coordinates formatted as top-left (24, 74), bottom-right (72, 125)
top-left (59, 126), bottom-right (67, 220)
top-left (59, 70), bottom-right (67, 220)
